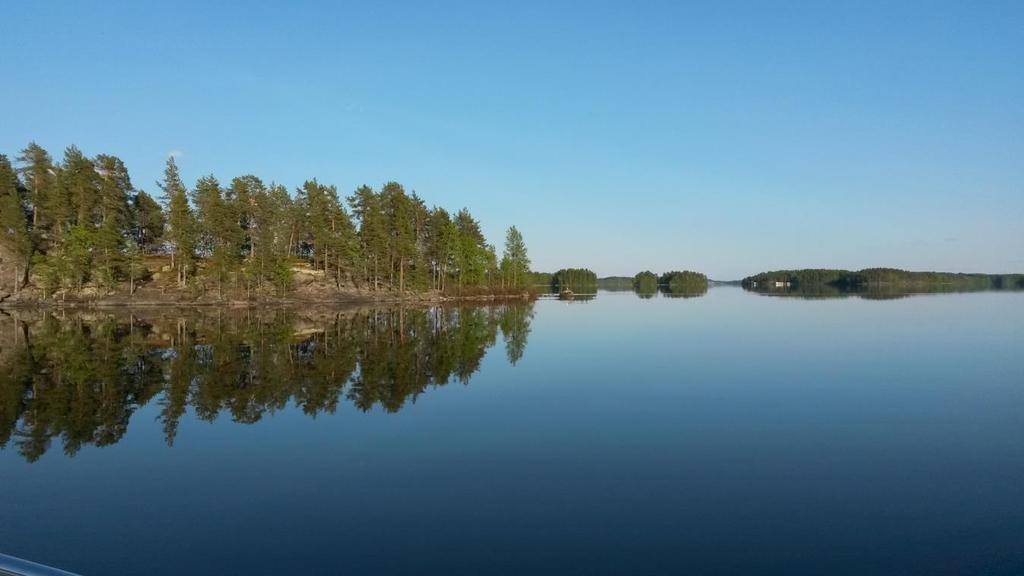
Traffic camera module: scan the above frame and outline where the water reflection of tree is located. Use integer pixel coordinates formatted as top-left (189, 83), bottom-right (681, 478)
top-left (0, 302), bottom-right (534, 462)
top-left (634, 288), bottom-right (657, 299)
top-left (659, 286), bottom-right (707, 298)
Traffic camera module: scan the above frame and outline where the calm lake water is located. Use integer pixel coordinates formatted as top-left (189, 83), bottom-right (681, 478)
top-left (1, 287), bottom-right (1023, 575)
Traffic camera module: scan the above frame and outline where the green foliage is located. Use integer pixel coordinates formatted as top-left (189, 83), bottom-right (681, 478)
top-left (500, 226), bottom-right (531, 288)
top-left (597, 276), bottom-right (633, 290)
top-left (299, 179), bottom-right (358, 287)
top-left (243, 181), bottom-right (294, 295)
top-left (742, 268), bottom-right (1024, 294)
top-left (427, 207), bottom-right (457, 291)
top-left (0, 155), bottom-right (32, 265)
top-left (5, 142), bottom-right (528, 299)
top-left (552, 268), bottom-right (598, 292)
top-left (633, 271), bottom-right (658, 293)
top-left (526, 271), bottom-right (553, 287)
top-left (160, 156), bottom-right (195, 286)
top-left (63, 225), bottom-right (94, 289)
top-left (660, 270), bottom-right (708, 294)
top-left (15, 142), bottom-right (56, 241)
top-left (131, 190), bottom-right (165, 252)
top-left (454, 208), bottom-right (492, 287)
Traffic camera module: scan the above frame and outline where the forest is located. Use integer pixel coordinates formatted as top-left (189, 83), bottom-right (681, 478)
top-left (551, 268), bottom-right (598, 292)
top-left (659, 271), bottom-right (709, 293)
top-left (742, 268), bottom-right (1024, 292)
top-left (0, 143), bottom-right (532, 303)
top-left (0, 303), bottom-right (534, 462)
top-left (596, 276), bottom-right (634, 291)
top-left (632, 271), bottom-right (659, 293)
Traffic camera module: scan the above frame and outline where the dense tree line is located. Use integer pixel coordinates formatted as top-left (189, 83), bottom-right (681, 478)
top-left (0, 144), bottom-right (531, 300)
top-left (526, 271), bottom-right (553, 287)
top-left (742, 268), bottom-right (1024, 291)
top-left (596, 276), bottom-right (634, 291)
top-left (659, 270), bottom-right (709, 293)
top-left (0, 303), bottom-right (534, 462)
top-left (551, 268), bottom-right (598, 292)
top-left (632, 271), bottom-right (658, 292)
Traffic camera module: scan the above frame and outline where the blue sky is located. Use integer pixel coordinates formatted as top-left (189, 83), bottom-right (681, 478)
top-left (2, 1), bottom-right (1021, 279)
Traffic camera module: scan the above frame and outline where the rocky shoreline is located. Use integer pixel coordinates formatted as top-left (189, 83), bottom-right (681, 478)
top-left (0, 287), bottom-right (536, 309)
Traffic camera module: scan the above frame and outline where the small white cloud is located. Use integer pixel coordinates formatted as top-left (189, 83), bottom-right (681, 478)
top-left (168, 150), bottom-right (184, 159)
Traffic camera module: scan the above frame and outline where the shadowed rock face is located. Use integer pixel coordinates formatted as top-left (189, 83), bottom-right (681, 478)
top-left (0, 302), bottom-right (535, 462)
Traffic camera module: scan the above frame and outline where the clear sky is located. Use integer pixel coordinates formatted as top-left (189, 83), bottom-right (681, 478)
top-left (2, 1), bottom-right (1021, 279)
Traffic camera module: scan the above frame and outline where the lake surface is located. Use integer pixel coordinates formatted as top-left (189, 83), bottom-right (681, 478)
top-left (2, 287), bottom-right (1023, 575)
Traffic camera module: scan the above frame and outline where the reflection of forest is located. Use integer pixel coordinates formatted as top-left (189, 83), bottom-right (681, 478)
top-left (0, 303), bottom-right (534, 462)
top-left (658, 286), bottom-right (707, 299)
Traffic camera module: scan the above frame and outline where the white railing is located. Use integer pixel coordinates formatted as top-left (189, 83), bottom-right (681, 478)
top-left (0, 554), bottom-right (81, 576)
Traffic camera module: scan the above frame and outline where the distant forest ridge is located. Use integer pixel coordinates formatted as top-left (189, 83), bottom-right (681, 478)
top-left (742, 268), bottom-right (1024, 290)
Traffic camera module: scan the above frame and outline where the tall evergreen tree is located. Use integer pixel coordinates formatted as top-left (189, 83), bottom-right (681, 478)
top-left (382, 182), bottom-right (415, 292)
top-left (131, 190), bottom-right (165, 253)
top-left (0, 155), bottom-right (32, 292)
top-left (428, 207), bottom-right (456, 291)
top-left (160, 157), bottom-right (194, 287)
top-left (15, 142), bottom-right (55, 233)
top-left (58, 145), bottom-right (100, 229)
top-left (246, 182), bottom-right (293, 294)
top-left (455, 208), bottom-right (487, 287)
top-left (500, 226), bottom-right (530, 288)
top-left (93, 155), bottom-right (133, 286)
top-left (349, 185), bottom-right (386, 290)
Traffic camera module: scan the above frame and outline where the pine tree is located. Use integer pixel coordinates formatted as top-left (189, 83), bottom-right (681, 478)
top-left (131, 190), bottom-right (165, 252)
top-left (229, 175), bottom-right (263, 258)
top-left (349, 185), bottom-right (386, 290)
top-left (93, 155), bottom-right (133, 286)
top-left (382, 182), bottom-right (415, 292)
top-left (15, 142), bottom-right (55, 234)
top-left (0, 155), bottom-right (32, 292)
top-left (192, 174), bottom-right (242, 295)
top-left (455, 208), bottom-right (487, 287)
top-left (246, 182), bottom-right (292, 294)
top-left (427, 207), bottom-right (455, 291)
top-left (58, 145), bottom-right (100, 229)
top-left (160, 157), bottom-right (194, 287)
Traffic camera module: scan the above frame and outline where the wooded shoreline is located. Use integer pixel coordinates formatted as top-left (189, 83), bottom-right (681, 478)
top-left (0, 143), bottom-right (535, 304)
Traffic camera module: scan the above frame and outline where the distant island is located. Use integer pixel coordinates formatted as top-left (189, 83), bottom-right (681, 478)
top-left (743, 268), bottom-right (1024, 295)
top-left (0, 143), bottom-right (534, 306)
top-left (526, 269), bottom-right (710, 297)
